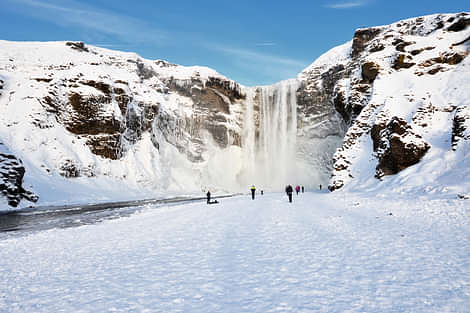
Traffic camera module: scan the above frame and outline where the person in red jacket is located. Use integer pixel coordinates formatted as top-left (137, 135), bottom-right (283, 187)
top-left (295, 185), bottom-right (300, 195)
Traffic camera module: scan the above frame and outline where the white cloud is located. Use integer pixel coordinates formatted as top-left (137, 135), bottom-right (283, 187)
top-left (211, 44), bottom-right (306, 68)
top-left (205, 44), bottom-right (309, 85)
top-left (325, 1), bottom-right (369, 9)
top-left (5, 0), bottom-right (167, 42)
top-left (255, 42), bottom-right (276, 47)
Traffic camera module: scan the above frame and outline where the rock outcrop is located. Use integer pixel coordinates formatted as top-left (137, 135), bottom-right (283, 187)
top-left (0, 142), bottom-right (38, 207)
top-left (452, 105), bottom-right (470, 151)
top-left (371, 117), bottom-right (430, 177)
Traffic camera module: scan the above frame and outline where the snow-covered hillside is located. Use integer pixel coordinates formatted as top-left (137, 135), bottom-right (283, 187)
top-left (299, 12), bottom-right (470, 198)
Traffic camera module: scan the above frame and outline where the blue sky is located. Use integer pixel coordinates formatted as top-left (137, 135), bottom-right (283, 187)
top-left (1, 0), bottom-right (468, 86)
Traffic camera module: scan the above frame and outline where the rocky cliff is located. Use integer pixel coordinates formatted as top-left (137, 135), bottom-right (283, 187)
top-left (296, 12), bottom-right (469, 193)
top-left (0, 40), bottom-right (248, 207)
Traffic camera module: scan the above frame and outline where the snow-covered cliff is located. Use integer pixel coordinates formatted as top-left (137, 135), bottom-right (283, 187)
top-left (0, 40), bottom-right (249, 208)
top-left (298, 12), bottom-right (469, 196)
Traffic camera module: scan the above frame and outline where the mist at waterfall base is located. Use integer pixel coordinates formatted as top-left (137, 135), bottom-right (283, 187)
top-left (204, 79), bottom-right (332, 193)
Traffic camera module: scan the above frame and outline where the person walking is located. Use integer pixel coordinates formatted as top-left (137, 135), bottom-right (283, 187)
top-left (206, 190), bottom-right (211, 204)
top-left (295, 185), bottom-right (300, 195)
top-left (250, 185), bottom-right (256, 200)
top-left (285, 185), bottom-right (293, 203)
top-left (301, 185), bottom-right (304, 193)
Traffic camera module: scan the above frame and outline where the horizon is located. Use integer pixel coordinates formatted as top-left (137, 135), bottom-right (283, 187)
top-left (1, 0), bottom-right (469, 86)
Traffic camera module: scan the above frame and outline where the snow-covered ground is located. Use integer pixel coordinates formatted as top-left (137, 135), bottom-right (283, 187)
top-left (1, 191), bottom-right (469, 312)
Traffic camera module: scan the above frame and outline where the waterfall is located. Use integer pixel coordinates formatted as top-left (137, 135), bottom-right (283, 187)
top-left (240, 79), bottom-right (299, 191)
top-left (242, 88), bottom-right (256, 178)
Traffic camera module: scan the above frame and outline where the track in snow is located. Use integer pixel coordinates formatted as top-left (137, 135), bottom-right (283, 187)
top-left (0, 194), bottom-right (238, 236)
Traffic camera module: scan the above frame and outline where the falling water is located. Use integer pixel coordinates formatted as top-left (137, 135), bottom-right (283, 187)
top-left (240, 79), bottom-right (299, 190)
top-left (242, 88), bottom-right (256, 178)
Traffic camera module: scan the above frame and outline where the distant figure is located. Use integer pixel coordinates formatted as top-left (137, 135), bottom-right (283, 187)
top-left (295, 185), bottom-right (300, 195)
top-left (251, 185), bottom-right (256, 200)
top-left (301, 186), bottom-right (304, 193)
top-left (206, 190), bottom-right (211, 204)
top-left (261, 190), bottom-right (264, 195)
top-left (319, 184), bottom-right (322, 190)
top-left (285, 185), bottom-right (293, 203)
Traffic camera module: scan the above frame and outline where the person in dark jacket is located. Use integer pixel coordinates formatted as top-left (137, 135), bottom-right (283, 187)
top-left (250, 185), bottom-right (256, 200)
top-left (206, 190), bottom-right (211, 204)
top-left (301, 186), bottom-right (304, 193)
top-left (285, 185), bottom-right (293, 203)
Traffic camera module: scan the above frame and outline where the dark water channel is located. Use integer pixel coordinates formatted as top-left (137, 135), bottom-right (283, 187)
top-left (0, 194), bottom-right (237, 238)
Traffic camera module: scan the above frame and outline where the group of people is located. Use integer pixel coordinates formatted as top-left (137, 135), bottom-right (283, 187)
top-left (285, 184), bottom-right (304, 202)
top-left (206, 183), bottom-right (309, 205)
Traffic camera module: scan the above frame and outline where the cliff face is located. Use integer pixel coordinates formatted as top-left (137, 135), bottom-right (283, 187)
top-left (0, 41), bottom-right (248, 207)
top-left (296, 12), bottom-right (469, 193)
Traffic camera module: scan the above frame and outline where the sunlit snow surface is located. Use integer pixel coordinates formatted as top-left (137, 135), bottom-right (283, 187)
top-left (1, 191), bottom-right (469, 312)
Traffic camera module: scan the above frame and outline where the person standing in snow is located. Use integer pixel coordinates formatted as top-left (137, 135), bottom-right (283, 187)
top-left (301, 186), bottom-right (304, 193)
top-left (295, 185), bottom-right (300, 195)
top-left (285, 185), bottom-right (293, 203)
top-left (206, 190), bottom-right (211, 204)
top-left (250, 185), bottom-right (256, 200)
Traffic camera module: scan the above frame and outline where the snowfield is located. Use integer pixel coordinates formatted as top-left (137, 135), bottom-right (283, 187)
top-left (1, 191), bottom-right (469, 312)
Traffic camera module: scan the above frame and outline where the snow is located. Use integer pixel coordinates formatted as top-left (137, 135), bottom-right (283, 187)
top-left (299, 40), bottom-right (352, 78)
top-left (1, 191), bottom-right (469, 312)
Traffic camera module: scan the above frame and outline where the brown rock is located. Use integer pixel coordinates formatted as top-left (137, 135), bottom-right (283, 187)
top-left (361, 62), bottom-right (380, 82)
top-left (447, 17), bottom-right (470, 32)
top-left (66, 41), bottom-right (89, 52)
top-left (351, 27), bottom-right (382, 57)
top-left (393, 54), bottom-right (416, 70)
top-left (373, 117), bottom-right (430, 177)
